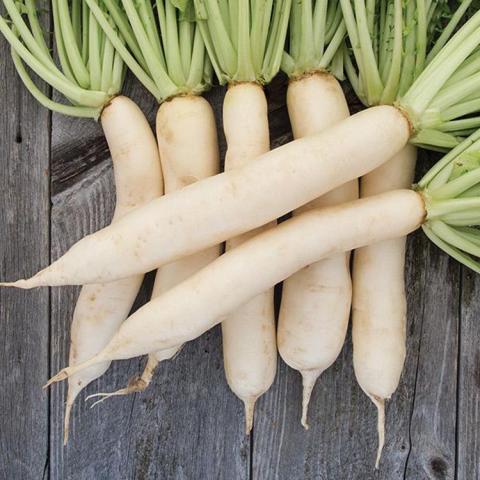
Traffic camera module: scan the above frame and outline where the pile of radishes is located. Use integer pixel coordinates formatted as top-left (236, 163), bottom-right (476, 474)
top-left (2, 0), bottom-right (480, 468)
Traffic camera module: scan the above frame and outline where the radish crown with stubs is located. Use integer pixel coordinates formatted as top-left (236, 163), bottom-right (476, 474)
top-left (85, 0), bottom-right (213, 102)
top-left (341, 0), bottom-right (480, 150)
top-left (192, 0), bottom-right (292, 84)
top-left (420, 130), bottom-right (480, 272)
top-left (0, 0), bottom-right (125, 118)
top-left (281, 0), bottom-right (346, 80)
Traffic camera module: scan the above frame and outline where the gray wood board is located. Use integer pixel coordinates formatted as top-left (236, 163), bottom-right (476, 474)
top-left (0, 16), bottom-right (50, 480)
top-left (0, 60), bottom-right (478, 479)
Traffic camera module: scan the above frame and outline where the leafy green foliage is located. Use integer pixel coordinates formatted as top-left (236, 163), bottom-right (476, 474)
top-left (281, 0), bottom-right (346, 79)
top-left (193, 0), bottom-right (292, 84)
top-left (420, 130), bottom-right (480, 273)
top-left (86, 0), bottom-right (212, 101)
top-left (340, 2), bottom-right (480, 151)
top-left (341, 1), bottom-right (461, 107)
top-left (450, 151), bottom-right (480, 180)
top-left (402, 7), bottom-right (480, 150)
top-left (0, 0), bottom-right (124, 117)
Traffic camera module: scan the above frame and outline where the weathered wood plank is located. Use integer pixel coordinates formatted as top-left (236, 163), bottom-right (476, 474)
top-left (48, 82), bottom-right (250, 479)
top-left (403, 243), bottom-right (460, 480)
top-left (0, 24), bottom-right (50, 480)
top-left (401, 156), bottom-right (461, 480)
top-left (457, 269), bottom-right (480, 480)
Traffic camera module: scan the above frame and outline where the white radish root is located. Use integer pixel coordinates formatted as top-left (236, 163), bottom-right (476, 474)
top-left (87, 95), bottom-right (221, 401)
top-left (44, 189), bottom-right (426, 387)
top-left (64, 95), bottom-right (163, 443)
top-left (221, 83), bottom-right (277, 434)
top-left (278, 72), bottom-right (357, 428)
top-left (352, 144), bottom-right (417, 467)
top-left (2, 105), bottom-right (412, 288)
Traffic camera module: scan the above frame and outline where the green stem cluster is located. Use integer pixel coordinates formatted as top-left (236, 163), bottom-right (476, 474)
top-left (193, 0), bottom-right (292, 84)
top-left (282, 0), bottom-right (346, 79)
top-left (0, 0), bottom-right (125, 118)
top-left (86, 0), bottom-right (212, 102)
top-left (408, 46), bottom-right (480, 147)
top-left (400, 5), bottom-right (480, 150)
top-left (341, 1), bottom-right (480, 152)
top-left (341, 0), bottom-right (463, 107)
top-left (420, 129), bottom-right (480, 272)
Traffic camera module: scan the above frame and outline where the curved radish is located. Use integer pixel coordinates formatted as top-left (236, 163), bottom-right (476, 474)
top-left (352, 144), bottom-right (417, 466)
top-left (64, 96), bottom-right (163, 443)
top-left (56, 10), bottom-right (159, 442)
top-left (278, 72), bottom-right (357, 428)
top-left (2, 105), bottom-right (412, 288)
top-left (90, 95), bottom-right (221, 400)
top-left (221, 83), bottom-right (277, 433)
top-left (44, 189), bottom-right (426, 387)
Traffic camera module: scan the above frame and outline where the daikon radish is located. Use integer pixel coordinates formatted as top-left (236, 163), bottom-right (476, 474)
top-left (278, 0), bottom-right (357, 428)
top-left (195, 0), bottom-right (291, 431)
top-left (1, 106), bottom-right (409, 282)
top-left (352, 145), bottom-right (416, 465)
top-left (89, 95), bottom-right (221, 402)
top-left (341, 0), bottom-right (473, 465)
top-left (65, 96), bottom-right (163, 442)
top-left (221, 84), bottom-right (276, 434)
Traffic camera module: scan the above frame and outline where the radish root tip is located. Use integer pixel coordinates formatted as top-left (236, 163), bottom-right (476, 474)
top-left (300, 369), bottom-right (320, 430)
top-left (63, 402), bottom-right (73, 446)
top-left (86, 375), bottom-right (150, 408)
top-left (370, 395), bottom-right (386, 469)
top-left (243, 397), bottom-right (257, 435)
top-left (44, 369), bottom-right (69, 389)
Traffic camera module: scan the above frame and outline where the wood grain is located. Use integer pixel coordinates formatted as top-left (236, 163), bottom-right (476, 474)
top-left (402, 242), bottom-right (460, 480)
top-left (0, 13), bottom-right (50, 480)
top-left (0, 48), bottom-right (478, 480)
top-left (457, 268), bottom-right (480, 480)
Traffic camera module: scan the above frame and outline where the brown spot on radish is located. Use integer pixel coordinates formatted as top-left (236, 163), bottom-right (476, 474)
top-left (180, 175), bottom-right (199, 186)
top-left (430, 457), bottom-right (448, 478)
top-left (89, 294), bottom-right (96, 302)
top-left (159, 124), bottom-right (174, 143)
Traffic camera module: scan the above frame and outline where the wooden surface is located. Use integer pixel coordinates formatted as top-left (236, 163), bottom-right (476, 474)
top-left (1, 56), bottom-right (480, 480)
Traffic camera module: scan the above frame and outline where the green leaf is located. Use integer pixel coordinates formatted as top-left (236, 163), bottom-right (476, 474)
top-left (169, 0), bottom-right (189, 13)
top-left (450, 151), bottom-right (480, 180)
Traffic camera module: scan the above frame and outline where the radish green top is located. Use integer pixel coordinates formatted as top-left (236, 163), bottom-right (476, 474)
top-left (0, 0), bottom-right (125, 118)
top-left (341, 0), bottom-right (480, 150)
top-left (86, 0), bottom-right (212, 102)
top-left (420, 129), bottom-right (480, 272)
top-left (193, 0), bottom-right (292, 84)
top-left (281, 0), bottom-right (346, 80)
